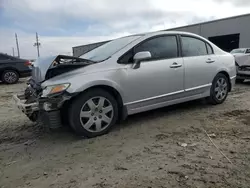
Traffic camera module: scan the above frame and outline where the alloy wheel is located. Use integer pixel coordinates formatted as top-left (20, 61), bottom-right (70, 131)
top-left (4, 71), bottom-right (17, 83)
top-left (214, 78), bottom-right (228, 101)
top-left (79, 97), bottom-right (114, 133)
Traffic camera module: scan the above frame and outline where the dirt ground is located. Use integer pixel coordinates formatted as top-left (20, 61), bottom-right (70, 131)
top-left (1, 79), bottom-right (250, 188)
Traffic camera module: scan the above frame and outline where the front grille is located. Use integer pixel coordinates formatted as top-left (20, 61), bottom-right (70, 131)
top-left (238, 66), bottom-right (250, 71)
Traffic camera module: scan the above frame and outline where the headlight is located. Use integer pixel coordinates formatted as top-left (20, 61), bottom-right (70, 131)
top-left (42, 83), bottom-right (70, 96)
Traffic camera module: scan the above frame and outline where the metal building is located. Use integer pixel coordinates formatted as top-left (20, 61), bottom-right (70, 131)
top-left (166, 13), bottom-right (250, 52)
top-left (73, 13), bottom-right (250, 56)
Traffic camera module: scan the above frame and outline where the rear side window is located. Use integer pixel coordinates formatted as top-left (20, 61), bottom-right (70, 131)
top-left (181, 36), bottom-right (207, 57)
top-left (206, 43), bottom-right (213, 54)
top-left (134, 36), bottom-right (178, 60)
top-left (246, 49), bottom-right (250, 54)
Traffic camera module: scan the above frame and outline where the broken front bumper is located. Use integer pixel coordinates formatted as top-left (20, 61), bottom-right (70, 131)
top-left (13, 94), bottom-right (39, 115)
top-left (13, 93), bottom-right (70, 129)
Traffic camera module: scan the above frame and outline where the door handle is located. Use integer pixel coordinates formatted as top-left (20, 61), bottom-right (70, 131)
top-left (170, 62), bottom-right (182, 68)
top-left (206, 59), bottom-right (215, 63)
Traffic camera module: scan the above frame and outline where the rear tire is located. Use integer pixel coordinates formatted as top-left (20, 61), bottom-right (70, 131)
top-left (207, 73), bottom-right (229, 105)
top-left (68, 89), bottom-right (118, 138)
top-left (2, 70), bottom-right (19, 84)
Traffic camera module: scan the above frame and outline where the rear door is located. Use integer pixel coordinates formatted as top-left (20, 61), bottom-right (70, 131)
top-left (180, 35), bottom-right (217, 95)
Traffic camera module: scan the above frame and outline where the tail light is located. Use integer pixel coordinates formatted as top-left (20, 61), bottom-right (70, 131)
top-left (24, 61), bottom-right (32, 66)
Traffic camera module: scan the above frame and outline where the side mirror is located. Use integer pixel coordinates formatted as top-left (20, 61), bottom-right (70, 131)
top-left (132, 51), bottom-right (152, 69)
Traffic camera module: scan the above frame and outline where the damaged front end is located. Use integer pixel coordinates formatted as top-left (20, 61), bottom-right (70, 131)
top-left (234, 54), bottom-right (250, 80)
top-left (237, 65), bottom-right (250, 80)
top-left (13, 55), bottom-right (94, 129)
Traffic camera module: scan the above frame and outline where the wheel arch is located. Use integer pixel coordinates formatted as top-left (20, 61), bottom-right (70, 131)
top-left (65, 83), bottom-right (127, 122)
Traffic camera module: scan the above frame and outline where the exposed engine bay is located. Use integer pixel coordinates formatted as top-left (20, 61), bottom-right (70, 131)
top-left (234, 53), bottom-right (250, 80)
top-left (13, 55), bottom-right (95, 127)
top-left (45, 55), bottom-right (94, 80)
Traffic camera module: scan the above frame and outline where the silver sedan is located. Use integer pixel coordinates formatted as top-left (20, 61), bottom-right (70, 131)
top-left (14, 31), bottom-right (236, 138)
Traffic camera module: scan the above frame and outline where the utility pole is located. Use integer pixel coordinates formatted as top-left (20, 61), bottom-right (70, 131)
top-left (15, 33), bottom-right (20, 58)
top-left (12, 47), bottom-right (15, 56)
top-left (34, 32), bottom-right (41, 57)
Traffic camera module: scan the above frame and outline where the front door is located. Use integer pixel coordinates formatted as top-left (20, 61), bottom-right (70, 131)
top-left (121, 35), bottom-right (185, 113)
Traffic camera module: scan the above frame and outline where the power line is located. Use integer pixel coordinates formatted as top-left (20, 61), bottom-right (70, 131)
top-left (34, 32), bottom-right (41, 57)
top-left (15, 33), bottom-right (20, 58)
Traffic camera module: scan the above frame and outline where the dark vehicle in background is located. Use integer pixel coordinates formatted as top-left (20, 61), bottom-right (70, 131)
top-left (0, 53), bottom-right (32, 84)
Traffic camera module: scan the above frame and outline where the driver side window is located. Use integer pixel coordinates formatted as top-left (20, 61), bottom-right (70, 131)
top-left (118, 35), bottom-right (178, 64)
top-left (134, 36), bottom-right (178, 60)
top-left (246, 49), bottom-right (250, 54)
top-left (135, 36), bottom-right (178, 60)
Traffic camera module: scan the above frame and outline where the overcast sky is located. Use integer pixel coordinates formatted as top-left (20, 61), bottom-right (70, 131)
top-left (0, 0), bottom-right (249, 59)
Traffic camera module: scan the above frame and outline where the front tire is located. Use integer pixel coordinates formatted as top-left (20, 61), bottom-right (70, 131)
top-left (68, 89), bottom-right (118, 138)
top-left (208, 73), bottom-right (229, 105)
top-left (2, 70), bottom-right (19, 84)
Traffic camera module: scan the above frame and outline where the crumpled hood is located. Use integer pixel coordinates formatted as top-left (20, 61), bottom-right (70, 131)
top-left (31, 55), bottom-right (94, 83)
top-left (32, 56), bottom-right (57, 83)
top-left (233, 53), bottom-right (250, 66)
top-left (37, 55), bottom-right (118, 89)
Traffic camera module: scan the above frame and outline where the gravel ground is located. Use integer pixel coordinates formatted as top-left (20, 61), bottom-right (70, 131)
top-left (0, 79), bottom-right (250, 188)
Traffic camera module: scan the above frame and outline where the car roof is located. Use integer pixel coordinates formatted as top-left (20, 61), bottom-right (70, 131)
top-left (122, 31), bottom-right (205, 41)
top-left (0, 53), bottom-right (10, 56)
top-left (0, 53), bottom-right (28, 60)
top-left (138, 30), bottom-right (201, 37)
top-left (0, 53), bottom-right (16, 58)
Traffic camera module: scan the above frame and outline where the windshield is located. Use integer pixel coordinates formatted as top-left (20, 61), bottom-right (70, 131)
top-left (231, 49), bottom-right (246, 54)
top-left (80, 35), bottom-right (142, 62)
